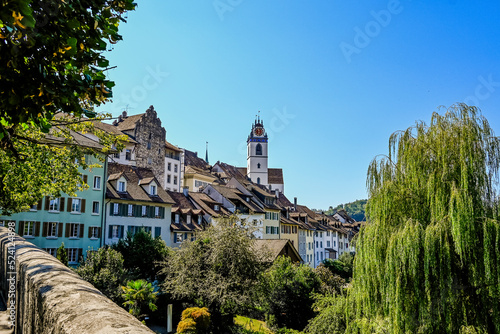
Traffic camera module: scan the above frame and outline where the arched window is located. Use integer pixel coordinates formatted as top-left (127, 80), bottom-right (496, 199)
top-left (257, 177), bottom-right (261, 184)
top-left (257, 163), bottom-right (261, 169)
top-left (256, 144), bottom-right (262, 156)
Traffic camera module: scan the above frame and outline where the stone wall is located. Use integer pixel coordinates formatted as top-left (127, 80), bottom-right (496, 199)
top-left (0, 226), bottom-right (154, 334)
top-left (134, 106), bottom-right (166, 186)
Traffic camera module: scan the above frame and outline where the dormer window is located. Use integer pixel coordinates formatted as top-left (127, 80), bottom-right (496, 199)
top-left (118, 181), bottom-right (126, 192)
top-left (150, 184), bottom-right (157, 196)
top-left (246, 197), bottom-right (250, 202)
top-left (198, 216), bottom-right (202, 224)
top-left (125, 149), bottom-right (131, 161)
top-left (186, 215), bottom-right (191, 224)
top-left (175, 214), bottom-right (180, 224)
top-left (214, 205), bottom-right (219, 211)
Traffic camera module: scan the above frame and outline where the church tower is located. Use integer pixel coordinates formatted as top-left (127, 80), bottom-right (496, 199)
top-left (247, 114), bottom-right (268, 186)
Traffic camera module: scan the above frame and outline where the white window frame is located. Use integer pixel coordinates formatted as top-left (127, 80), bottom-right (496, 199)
top-left (168, 162), bottom-right (171, 171)
top-left (93, 176), bottom-right (101, 190)
top-left (90, 226), bottom-right (99, 239)
top-left (111, 225), bottom-right (120, 239)
top-left (214, 205), bottom-right (219, 211)
top-left (24, 221), bottom-right (35, 237)
top-left (155, 206), bottom-right (160, 218)
top-left (174, 164), bottom-right (178, 172)
top-left (142, 205), bottom-right (147, 217)
top-left (69, 223), bottom-right (80, 239)
top-left (113, 203), bottom-right (119, 215)
top-left (175, 214), bottom-right (179, 224)
top-left (118, 181), bottom-right (126, 192)
top-left (186, 215), bottom-right (191, 224)
top-left (49, 198), bottom-right (60, 212)
top-left (71, 198), bottom-right (82, 213)
top-left (47, 222), bottom-right (58, 238)
top-left (150, 184), bottom-right (157, 196)
top-left (127, 204), bottom-right (133, 217)
top-left (68, 248), bottom-right (79, 264)
top-left (173, 176), bottom-right (178, 185)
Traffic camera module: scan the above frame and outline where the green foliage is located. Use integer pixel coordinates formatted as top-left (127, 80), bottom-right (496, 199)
top-left (257, 256), bottom-right (321, 331)
top-left (314, 265), bottom-right (346, 295)
top-left (56, 242), bottom-right (68, 266)
top-left (304, 294), bottom-right (350, 334)
top-left (326, 200), bottom-right (367, 221)
top-left (177, 307), bottom-right (211, 334)
top-left (161, 216), bottom-right (267, 332)
top-left (0, 0), bottom-right (136, 133)
top-left (321, 253), bottom-right (354, 281)
top-left (121, 279), bottom-right (158, 321)
top-left (113, 228), bottom-right (168, 281)
top-left (350, 104), bottom-right (500, 333)
top-left (74, 247), bottom-right (126, 303)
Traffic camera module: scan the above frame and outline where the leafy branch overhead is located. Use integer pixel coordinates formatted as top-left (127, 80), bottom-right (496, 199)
top-left (0, 0), bottom-right (136, 136)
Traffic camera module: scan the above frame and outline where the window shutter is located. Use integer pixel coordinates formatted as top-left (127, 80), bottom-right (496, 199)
top-left (58, 223), bottom-right (63, 237)
top-left (57, 197), bottom-right (63, 212)
top-left (35, 222), bottom-right (40, 236)
top-left (37, 199), bottom-right (42, 210)
top-left (119, 225), bottom-right (124, 238)
top-left (65, 223), bottom-right (70, 238)
top-left (108, 225), bottom-right (113, 239)
top-left (81, 199), bottom-right (86, 213)
top-left (79, 224), bottom-right (84, 238)
top-left (44, 197), bottom-right (49, 211)
top-left (97, 227), bottom-right (102, 239)
top-left (88, 226), bottom-right (92, 238)
top-left (78, 248), bottom-right (83, 262)
top-left (67, 198), bottom-right (72, 212)
top-left (83, 175), bottom-right (88, 184)
top-left (161, 207), bottom-right (165, 219)
top-left (18, 221), bottom-right (24, 236)
top-left (42, 222), bottom-right (48, 237)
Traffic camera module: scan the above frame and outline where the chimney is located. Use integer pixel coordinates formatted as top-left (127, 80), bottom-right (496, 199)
top-left (183, 187), bottom-right (189, 197)
top-left (122, 110), bottom-right (127, 118)
top-left (294, 197), bottom-right (297, 211)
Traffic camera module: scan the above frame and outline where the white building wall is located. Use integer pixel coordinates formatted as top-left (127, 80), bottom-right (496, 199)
top-left (164, 156), bottom-right (181, 192)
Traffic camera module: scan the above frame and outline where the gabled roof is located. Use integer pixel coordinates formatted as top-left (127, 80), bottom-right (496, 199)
top-left (253, 239), bottom-right (302, 263)
top-left (165, 140), bottom-right (182, 152)
top-left (184, 149), bottom-right (210, 169)
top-left (276, 192), bottom-right (294, 209)
top-left (115, 114), bottom-right (144, 131)
top-left (214, 162), bottom-right (250, 184)
top-left (189, 192), bottom-right (231, 217)
top-left (167, 191), bottom-right (199, 211)
top-left (106, 163), bottom-right (174, 204)
top-left (93, 121), bottom-right (137, 143)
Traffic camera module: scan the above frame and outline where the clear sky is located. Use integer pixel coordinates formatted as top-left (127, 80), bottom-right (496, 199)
top-left (98, 0), bottom-right (500, 211)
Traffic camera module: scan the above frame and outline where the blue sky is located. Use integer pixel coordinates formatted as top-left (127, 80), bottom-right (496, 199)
top-left (98, 0), bottom-right (500, 211)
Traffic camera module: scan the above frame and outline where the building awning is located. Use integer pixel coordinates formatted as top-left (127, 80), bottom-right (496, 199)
top-left (325, 248), bottom-right (337, 253)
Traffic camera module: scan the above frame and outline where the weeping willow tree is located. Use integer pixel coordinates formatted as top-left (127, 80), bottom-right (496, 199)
top-left (350, 104), bottom-right (500, 333)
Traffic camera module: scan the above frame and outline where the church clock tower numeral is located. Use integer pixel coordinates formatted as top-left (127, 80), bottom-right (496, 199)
top-left (247, 113), bottom-right (268, 186)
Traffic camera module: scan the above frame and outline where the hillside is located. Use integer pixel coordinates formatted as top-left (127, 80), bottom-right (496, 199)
top-left (325, 199), bottom-right (367, 222)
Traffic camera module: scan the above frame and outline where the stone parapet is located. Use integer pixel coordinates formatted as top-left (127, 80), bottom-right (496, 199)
top-left (0, 227), bottom-right (154, 334)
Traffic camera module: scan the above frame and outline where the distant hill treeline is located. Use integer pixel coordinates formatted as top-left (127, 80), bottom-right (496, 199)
top-left (325, 199), bottom-right (367, 222)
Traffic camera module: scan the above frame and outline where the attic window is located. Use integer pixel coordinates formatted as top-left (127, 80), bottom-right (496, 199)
top-left (150, 184), bottom-right (157, 196)
top-left (246, 197), bottom-right (250, 202)
top-left (214, 205), bottom-right (219, 211)
top-left (118, 181), bottom-right (126, 192)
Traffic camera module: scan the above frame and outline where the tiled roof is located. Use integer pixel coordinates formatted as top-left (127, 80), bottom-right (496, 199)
top-left (115, 114), bottom-right (144, 131)
top-left (214, 162), bottom-right (249, 184)
top-left (93, 121), bottom-right (137, 143)
top-left (236, 167), bottom-right (284, 185)
top-left (189, 192), bottom-right (230, 217)
top-left (167, 191), bottom-right (198, 211)
top-left (165, 140), bottom-right (182, 152)
top-left (276, 192), bottom-right (294, 208)
top-left (106, 163), bottom-right (174, 204)
top-left (184, 149), bottom-right (210, 169)
top-left (253, 239), bottom-right (302, 262)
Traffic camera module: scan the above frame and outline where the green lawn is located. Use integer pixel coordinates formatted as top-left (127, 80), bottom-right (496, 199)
top-left (234, 315), bottom-right (273, 333)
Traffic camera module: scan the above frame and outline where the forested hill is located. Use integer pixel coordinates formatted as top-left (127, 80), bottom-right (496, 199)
top-left (325, 199), bottom-right (367, 222)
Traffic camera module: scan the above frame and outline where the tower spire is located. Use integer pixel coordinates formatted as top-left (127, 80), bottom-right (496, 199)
top-left (205, 141), bottom-right (209, 164)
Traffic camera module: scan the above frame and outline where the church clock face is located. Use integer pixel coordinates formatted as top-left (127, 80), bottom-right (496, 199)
top-left (254, 127), bottom-right (264, 136)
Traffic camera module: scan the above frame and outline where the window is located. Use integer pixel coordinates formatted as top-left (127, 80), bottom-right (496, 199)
top-left (155, 206), bottom-right (160, 218)
top-left (109, 225), bottom-right (123, 239)
top-left (125, 149), bottom-right (131, 160)
top-left (257, 163), bottom-right (261, 169)
top-left (214, 205), bottom-right (219, 211)
top-left (155, 227), bottom-right (161, 238)
top-left (69, 223), bottom-right (80, 238)
top-left (167, 175), bottom-right (171, 183)
top-left (174, 164), bottom-right (178, 173)
top-left (198, 216), bottom-right (202, 224)
top-left (186, 215), bottom-right (191, 224)
top-left (150, 184), bottom-right (157, 196)
top-left (257, 177), bottom-right (260, 184)
top-left (24, 221), bottom-right (35, 237)
top-left (93, 176), bottom-right (101, 190)
top-left (118, 181), bottom-right (126, 192)
top-left (92, 201), bottom-right (100, 215)
top-left (47, 222), bottom-right (58, 238)
top-left (89, 226), bottom-right (99, 239)
top-left (327, 240), bottom-right (331, 247)
top-left (168, 163), bottom-right (171, 171)
top-left (49, 198), bottom-right (60, 212)
top-left (334, 240), bottom-right (336, 247)
top-left (175, 214), bottom-right (180, 224)
top-left (256, 143), bottom-right (262, 155)
top-left (142, 206), bottom-right (147, 217)
top-left (326, 231), bottom-right (330, 236)
top-left (71, 198), bottom-right (82, 213)
top-left (175, 233), bottom-right (183, 243)
top-left (113, 151), bottom-right (120, 159)
top-left (68, 248), bottom-right (80, 264)
top-left (113, 203), bottom-right (119, 215)
top-left (128, 204), bottom-right (133, 216)
top-left (320, 241), bottom-right (323, 248)
top-left (46, 248), bottom-right (57, 257)
top-left (173, 176), bottom-right (177, 185)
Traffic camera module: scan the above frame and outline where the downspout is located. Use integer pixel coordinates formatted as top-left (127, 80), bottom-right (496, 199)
top-left (100, 157), bottom-right (108, 248)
